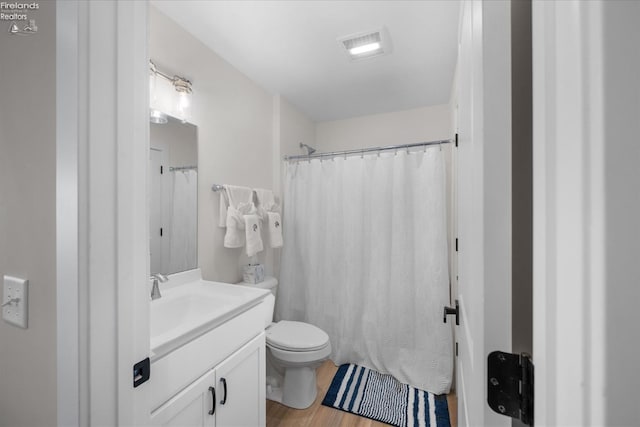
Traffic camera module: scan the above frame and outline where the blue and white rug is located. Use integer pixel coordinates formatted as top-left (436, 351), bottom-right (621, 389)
top-left (322, 364), bottom-right (451, 427)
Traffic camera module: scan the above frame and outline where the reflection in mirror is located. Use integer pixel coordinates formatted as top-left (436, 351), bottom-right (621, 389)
top-left (150, 115), bottom-right (198, 275)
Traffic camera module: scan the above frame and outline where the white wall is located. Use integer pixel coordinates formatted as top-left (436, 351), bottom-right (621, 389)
top-left (150, 6), bottom-right (275, 283)
top-left (0, 1), bottom-right (57, 425)
top-left (315, 105), bottom-right (451, 152)
top-left (272, 95), bottom-right (316, 198)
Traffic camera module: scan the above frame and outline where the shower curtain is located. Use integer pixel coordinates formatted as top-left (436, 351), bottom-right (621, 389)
top-left (277, 147), bottom-right (453, 394)
top-left (168, 169), bottom-right (198, 273)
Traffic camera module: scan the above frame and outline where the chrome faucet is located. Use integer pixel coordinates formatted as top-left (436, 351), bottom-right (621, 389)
top-left (150, 273), bottom-right (168, 300)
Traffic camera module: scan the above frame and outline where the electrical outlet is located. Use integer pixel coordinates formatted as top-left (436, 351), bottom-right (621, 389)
top-left (2, 275), bottom-right (28, 329)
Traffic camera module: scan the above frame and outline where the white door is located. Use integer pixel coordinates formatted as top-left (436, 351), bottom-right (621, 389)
top-left (455, 1), bottom-right (512, 426)
top-left (532, 1), bottom-right (640, 425)
top-left (150, 370), bottom-right (216, 427)
top-left (214, 334), bottom-right (266, 427)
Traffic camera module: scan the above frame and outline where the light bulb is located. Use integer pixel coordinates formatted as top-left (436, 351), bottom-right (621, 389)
top-left (349, 42), bottom-right (381, 56)
top-left (177, 91), bottom-right (191, 123)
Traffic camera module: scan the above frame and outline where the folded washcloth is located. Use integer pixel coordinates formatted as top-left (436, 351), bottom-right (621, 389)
top-left (244, 214), bottom-right (263, 257)
top-left (222, 185), bottom-right (255, 248)
top-left (267, 212), bottom-right (283, 248)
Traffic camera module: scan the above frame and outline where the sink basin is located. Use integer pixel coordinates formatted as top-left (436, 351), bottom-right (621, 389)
top-left (150, 278), bottom-right (269, 360)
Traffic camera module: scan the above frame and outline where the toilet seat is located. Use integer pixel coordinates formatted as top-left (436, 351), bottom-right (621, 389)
top-left (266, 320), bottom-right (329, 352)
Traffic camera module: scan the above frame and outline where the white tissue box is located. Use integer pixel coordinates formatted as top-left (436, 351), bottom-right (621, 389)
top-left (242, 264), bottom-right (265, 284)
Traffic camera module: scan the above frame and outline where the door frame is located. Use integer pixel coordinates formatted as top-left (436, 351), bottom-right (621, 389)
top-left (533, 0), bottom-right (640, 424)
top-left (532, 1), bottom-right (617, 424)
top-left (56, 1), bottom-right (150, 425)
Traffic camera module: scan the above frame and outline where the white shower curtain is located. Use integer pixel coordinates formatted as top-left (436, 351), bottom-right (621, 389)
top-left (277, 148), bottom-right (453, 394)
top-left (168, 169), bottom-right (198, 273)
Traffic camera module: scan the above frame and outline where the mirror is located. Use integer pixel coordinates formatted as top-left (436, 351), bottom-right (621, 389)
top-left (149, 115), bottom-right (198, 275)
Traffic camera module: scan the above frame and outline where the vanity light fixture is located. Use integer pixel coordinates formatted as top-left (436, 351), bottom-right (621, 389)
top-left (338, 27), bottom-right (391, 61)
top-left (149, 60), bottom-right (193, 123)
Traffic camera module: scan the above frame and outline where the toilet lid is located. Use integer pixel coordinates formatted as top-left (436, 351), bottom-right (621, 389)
top-left (266, 321), bottom-right (329, 352)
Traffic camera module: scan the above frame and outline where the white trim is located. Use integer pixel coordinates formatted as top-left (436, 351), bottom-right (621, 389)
top-left (56, 1), bottom-right (80, 424)
top-left (56, 1), bottom-right (150, 424)
top-left (115, 1), bottom-right (151, 424)
top-left (532, 1), bottom-right (607, 425)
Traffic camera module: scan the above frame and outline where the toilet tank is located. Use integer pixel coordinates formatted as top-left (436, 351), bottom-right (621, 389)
top-left (237, 276), bottom-right (278, 327)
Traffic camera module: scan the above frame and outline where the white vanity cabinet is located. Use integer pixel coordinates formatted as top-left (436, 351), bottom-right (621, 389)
top-left (151, 369), bottom-right (216, 427)
top-left (151, 333), bottom-right (266, 427)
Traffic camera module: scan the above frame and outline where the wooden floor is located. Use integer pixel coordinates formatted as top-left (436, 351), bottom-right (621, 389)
top-left (266, 360), bottom-right (457, 427)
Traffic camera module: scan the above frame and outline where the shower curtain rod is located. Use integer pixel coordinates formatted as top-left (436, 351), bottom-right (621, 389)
top-left (283, 139), bottom-right (452, 161)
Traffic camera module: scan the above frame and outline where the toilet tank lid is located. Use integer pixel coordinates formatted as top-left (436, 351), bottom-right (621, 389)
top-left (237, 276), bottom-right (278, 290)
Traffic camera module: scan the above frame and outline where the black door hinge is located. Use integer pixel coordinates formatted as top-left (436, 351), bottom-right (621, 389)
top-left (160, 227), bottom-right (163, 237)
top-left (488, 351), bottom-right (534, 426)
top-left (455, 238), bottom-right (458, 252)
top-left (133, 357), bottom-right (150, 388)
top-left (455, 133), bottom-right (459, 147)
top-left (160, 165), bottom-right (163, 174)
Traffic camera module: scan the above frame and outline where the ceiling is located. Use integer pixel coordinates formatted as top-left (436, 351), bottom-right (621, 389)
top-left (151, 1), bottom-right (460, 122)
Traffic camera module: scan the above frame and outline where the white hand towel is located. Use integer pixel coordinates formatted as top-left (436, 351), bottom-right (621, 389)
top-left (218, 192), bottom-right (228, 228)
top-left (267, 212), bottom-right (283, 248)
top-left (221, 185), bottom-right (255, 248)
top-left (225, 185), bottom-right (254, 208)
top-left (224, 206), bottom-right (245, 248)
top-left (254, 188), bottom-right (277, 211)
top-left (244, 214), bottom-right (263, 257)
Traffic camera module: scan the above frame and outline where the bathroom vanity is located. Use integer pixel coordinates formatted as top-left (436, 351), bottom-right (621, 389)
top-left (149, 270), bottom-right (269, 426)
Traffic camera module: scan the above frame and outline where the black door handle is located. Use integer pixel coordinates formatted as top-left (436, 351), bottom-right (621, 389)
top-left (220, 378), bottom-right (227, 405)
top-left (208, 386), bottom-right (216, 415)
top-left (443, 300), bottom-right (460, 325)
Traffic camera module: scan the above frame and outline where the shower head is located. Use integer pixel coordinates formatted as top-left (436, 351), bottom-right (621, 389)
top-left (300, 142), bottom-right (317, 155)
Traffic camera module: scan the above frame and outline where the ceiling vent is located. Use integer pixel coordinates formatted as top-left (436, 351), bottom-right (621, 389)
top-left (338, 27), bottom-right (392, 61)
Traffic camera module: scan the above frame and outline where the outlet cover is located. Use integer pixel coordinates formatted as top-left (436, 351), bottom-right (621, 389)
top-left (3, 275), bottom-right (28, 329)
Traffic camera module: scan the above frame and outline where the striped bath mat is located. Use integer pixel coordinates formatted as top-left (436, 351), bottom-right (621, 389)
top-left (322, 364), bottom-right (450, 427)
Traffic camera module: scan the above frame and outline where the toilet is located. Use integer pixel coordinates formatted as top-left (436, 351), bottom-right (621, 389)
top-left (237, 277), bottom-right (331, 409)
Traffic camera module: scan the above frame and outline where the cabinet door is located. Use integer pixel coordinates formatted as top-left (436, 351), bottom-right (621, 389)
top-left (215, 333), bottom-right (266, 427)
top-left (151, 369), bottom-right (216, 427)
